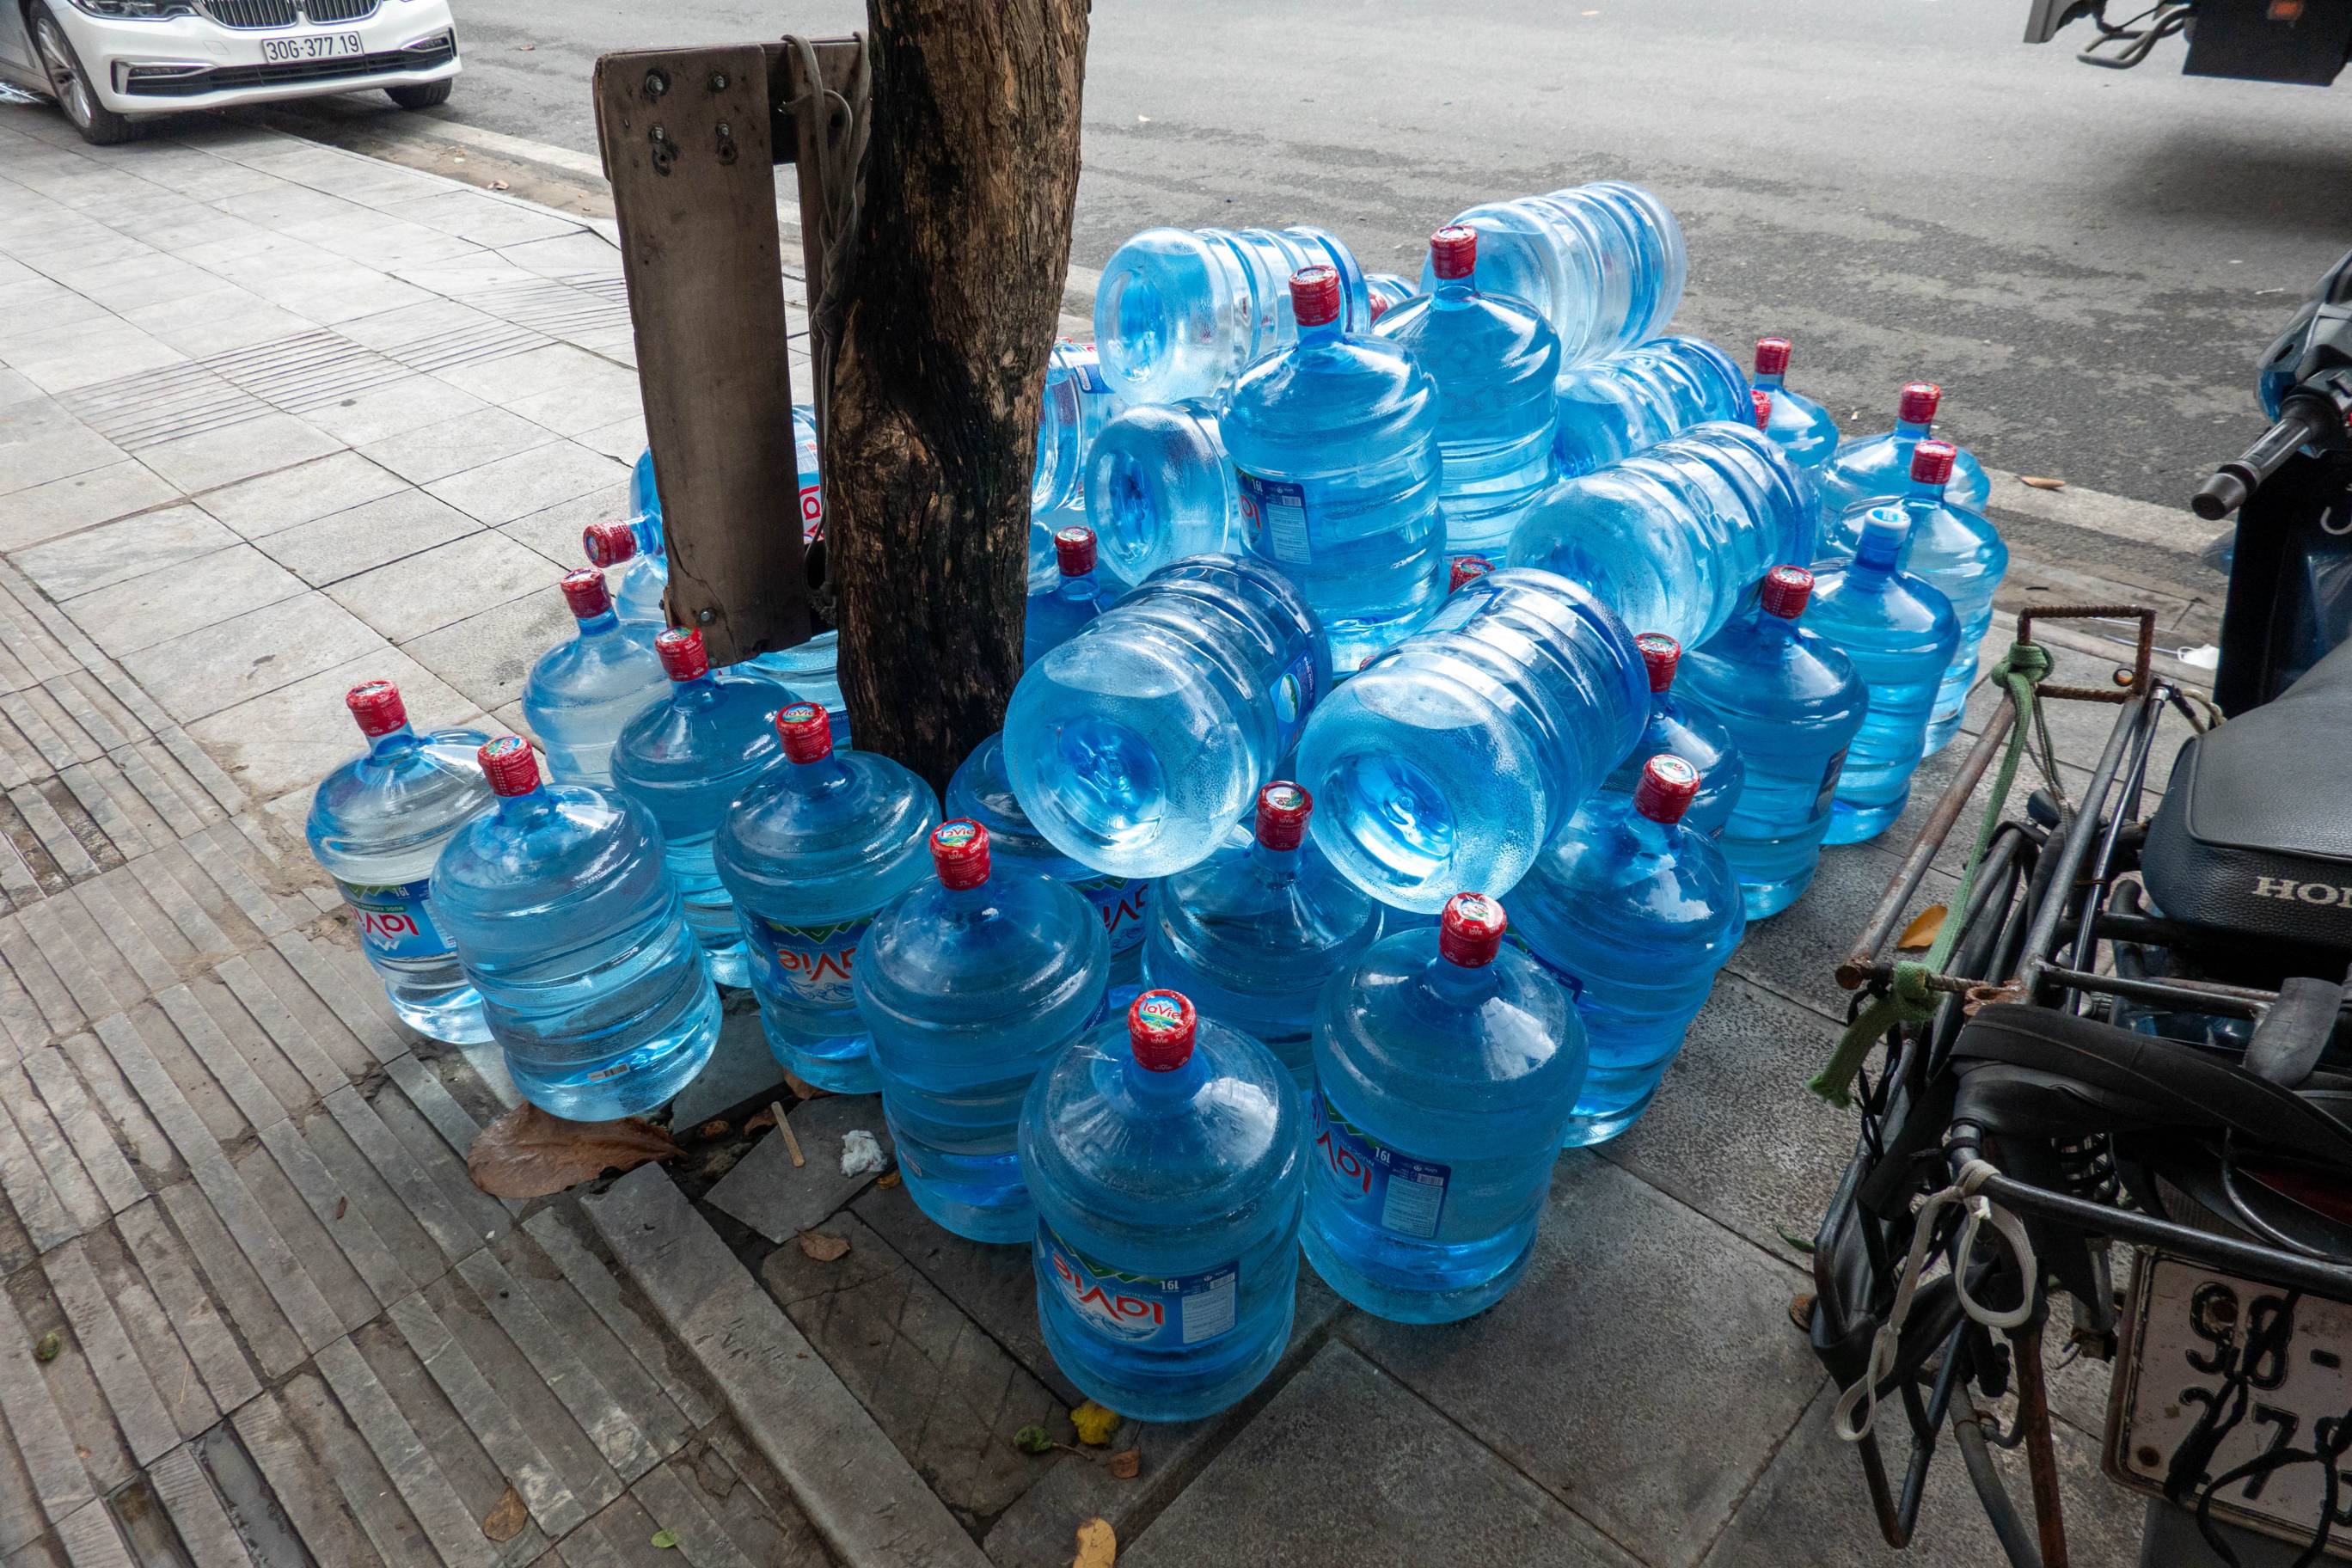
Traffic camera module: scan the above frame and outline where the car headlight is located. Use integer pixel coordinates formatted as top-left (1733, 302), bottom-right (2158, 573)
top-left (69, 0), bottom-right (198, 16)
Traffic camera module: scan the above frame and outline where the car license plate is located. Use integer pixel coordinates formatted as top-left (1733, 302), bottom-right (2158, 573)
top-left (2106, 1249), bottom-right (2352, 1559)
top-left (260, 33), bottom-right (363, 62)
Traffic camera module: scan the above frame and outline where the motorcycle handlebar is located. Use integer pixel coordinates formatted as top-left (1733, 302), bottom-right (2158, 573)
top-left (2192, 398), bottom-right (2337, 521)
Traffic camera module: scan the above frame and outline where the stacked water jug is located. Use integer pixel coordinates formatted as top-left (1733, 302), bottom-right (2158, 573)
top-left (305, 176), bottom-right (2011, 1430)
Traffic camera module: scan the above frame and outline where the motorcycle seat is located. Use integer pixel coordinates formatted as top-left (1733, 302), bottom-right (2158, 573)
top-left (2142, 635), bottom-right (2352, 954)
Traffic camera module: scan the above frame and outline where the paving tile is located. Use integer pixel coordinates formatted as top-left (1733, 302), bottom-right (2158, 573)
top-left (193, 450), bottom-right (409, 539)
top-left (20, 1047), bottom-right (141, 1214)
top-left (419, 1264), bottom-right (628, 1522)
top-left (325, 528), bottom-right (550, 642)
top-left (272, 930), bottom-right (408, 1067)
top-left (575, 413), bottom-right (649, 465)
top-left (0, 1275), bottom-right (97, 1526)
top-left (144, 1444), bottom-right (257, 1568)
top-left (356, 405), bottom-right (562, 487)
top-left (522, 1205), bottom-right (720, 1430)
top-left (388, 1288), bottom-right (591, 1540)
top-left (707, 1094), bottom-right (895, 1244)
top-left (1341, 1156), bottom-right (1823, 1568)
top-left (54, 1031), bottom-right (176, 1187)
top-left (500, 489), bottom-right (616, 570)
top-left (231, 1140), bottom-right (377, 1332)
top-left (187, 646), bottom-right (476, 804)
top-left (456, 1246), bottom-right (671, 1483)
top-left (297, 371), bottom-right (493, 447)
top-left (138, 412), bottom-right (343, 495)
top-left (1603, 971), bottom-right (1902, 1270)
top-left (758, 1206), bottom-right (1063, 1526)
top-left (316, 1334), bottom-right (505, 1568)
top-left (583, 1164), bottom-right (991, 1568)
top-left (10, 320), bottom-right (187, 396)
top-left (271, 1365), bottom-right (439, 1565)
top-left (0, 401), bottom-right (127, 499)
top-left (397, 586), bottom-right (577, 714)
top-left (51, 1498), bottom-right (138, 1568)
top-left (426, 440), bottom-right (629, 528)
top-left (226, 1389), bottom-right (391, 1568)
top-left (1115, 1341), bottom-right (1637, 1568)
top-left (8, 1260), bottom-right (134, 1494)
top-left (1, 1064), bottom-right (107, 1239)
top-left (1698, 1384), bottom-right (2138, 1568)
top-left (14, 504), bottom-right (238, 601)
top-left (0, 1081), bottom-right (78, 1252)
top-left (114, 287), bottom-right (316, 359)
top-left (0, 462), bottom-right (176, 552)
top-left (383, 190), bottom-right (585, 249)
top-left (121, 591), bottom-right (386, 724)
top-left (40, 1239), bottom-right (178, 1467)
top-left (76, 1222), bottom-right (216, 1442)
top-left (62, 545), bottom-right (306, 659)
top-left (627, 1455), bottom-right (766, 1568)
top-left (254, 487), bottom-right (482, 587)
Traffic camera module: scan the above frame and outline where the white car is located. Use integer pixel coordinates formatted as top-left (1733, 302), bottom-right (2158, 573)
top-left (0, 0), bottom-right (460, 145)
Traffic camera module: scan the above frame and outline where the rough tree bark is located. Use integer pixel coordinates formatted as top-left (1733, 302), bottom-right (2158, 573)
top-left (828, 0), bottom-right (1090, 792)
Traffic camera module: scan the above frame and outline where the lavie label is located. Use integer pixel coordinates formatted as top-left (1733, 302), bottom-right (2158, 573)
top-left (749, 915), bottom-right (868, 1009)
top-left (1075, 874), bottom-right (1151, 956)
top-left (1314, 1090), bottom-right (1450, 1240)
top-left (338, 879), bottom-right (451, 963)
top-left (1043, 1225), bottom-right (1238, 1349)
top-left (1237, 471), bottom-right (1313, 566)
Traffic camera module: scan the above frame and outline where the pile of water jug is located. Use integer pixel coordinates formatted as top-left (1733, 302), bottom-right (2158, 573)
top-left (304, 179), bottom-right (2012, 1425)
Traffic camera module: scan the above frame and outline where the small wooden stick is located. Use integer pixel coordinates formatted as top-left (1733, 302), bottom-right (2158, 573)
top-left (776, 1101), bottom-right (805, 1168)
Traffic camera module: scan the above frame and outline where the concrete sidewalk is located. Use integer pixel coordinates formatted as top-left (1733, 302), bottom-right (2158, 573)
top-left (0, 98), bottom-right (2154, 1568)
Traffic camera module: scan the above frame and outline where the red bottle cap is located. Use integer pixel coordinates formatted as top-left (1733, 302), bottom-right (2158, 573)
top-left (1911, 438), bottom-right (1957, 487)
top-left (930, 819), bottom-right (990, 890)
top-left (1369, 291), bottom-right (1394, 323)
top-left (559, 568), bottom-right (612, 619)
top-left (1255, 781), bottom-right (1312, 850)
top-left (1750, 388), bottom-right (1773, 431)
top-left (1128, 989), bottom-right (1197, 1072)
top-left (1635, 632), bottom-right (1681, 693)
top-left (1438, 892), bottom-right (1507, 967)
top-left (1634, 754), bottom-right (1701, 824)
top-left (476, 736), bottom-right (540, 797)
top-left (1430, 225), bottom-right (1477, 281)
top-left (1289, 266), bottom-right (1342, 328)
top-left (1449, 554), bottom-right (1494, 592)
top-left (654, 628), bottom-right (709, 682)
top-left (1760, 565), bottom-right (1814, 619)
top-left (345, 680), bottom-right (407, 738)
top-left (581, 520), bottom-right (640, 568)
top-left (1054, 525), bottom-right (1097, 577)
top-left (1897, 381), bottom-right (1942, 426)
top-left (776, 701), bottom-right (833, 763)
top-left (1754, 336), bottom-right (1792, 377)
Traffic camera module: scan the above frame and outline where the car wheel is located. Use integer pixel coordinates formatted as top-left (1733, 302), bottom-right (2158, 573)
top-left (386, 79), bottom-right (453, 110)
top-left (31, 3), bottom-right (142, 145)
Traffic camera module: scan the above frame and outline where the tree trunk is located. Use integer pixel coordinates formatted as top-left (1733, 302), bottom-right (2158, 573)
top-left (828, 0), bottom-right (1089, 793)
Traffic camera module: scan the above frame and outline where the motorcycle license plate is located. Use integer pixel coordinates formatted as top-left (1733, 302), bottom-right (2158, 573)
top-left (2105, 1249), bottom-right (2352, 1559)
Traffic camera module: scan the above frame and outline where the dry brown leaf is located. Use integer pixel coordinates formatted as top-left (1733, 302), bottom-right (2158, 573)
top-left (798, 1229), bottom-right (850, 1263)
top-left (334, 1196), bottom-right (347, 1220)
top-left (1072, 1516), bottom-right (1116, 1568)
top-left (2019, 475), bottom-right (2067, 491)
top-left (467, 1103), bottom-right (682, 1199)
top-left (481, 1485), bottom-right (528, 1542)
top-left (489, 180), bottom-right (511, 192)
top-left (1106, 1449), bottom-right (1140, 1480)
top-left (876, 1170), bottom-right (903, 1190)
top-left (696, 1119), bottom-right (731, 1141)
top-left (744, 1105), bottom-right (778, 1133)
top-left (1896, 904), bottom-right (1948, 952)
top-left (783, 1069), bottom-right (830, 1100)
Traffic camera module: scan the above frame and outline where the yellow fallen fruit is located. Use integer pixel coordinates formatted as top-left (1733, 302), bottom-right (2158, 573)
top-left (1069, 1400), bottom-right (1121, 1446)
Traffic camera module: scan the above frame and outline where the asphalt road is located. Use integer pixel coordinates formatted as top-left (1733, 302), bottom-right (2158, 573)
top-left (400, 0), bottom-right (2351, 510)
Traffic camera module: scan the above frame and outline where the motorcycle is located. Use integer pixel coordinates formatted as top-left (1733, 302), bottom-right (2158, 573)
top-left (1807, 248), bottom-right (2352, 1566)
